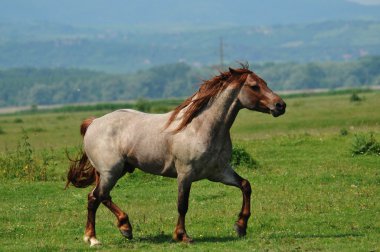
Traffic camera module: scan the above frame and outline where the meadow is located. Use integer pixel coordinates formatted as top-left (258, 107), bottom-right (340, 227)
top-left (0, 92), bottom-right (379, 251)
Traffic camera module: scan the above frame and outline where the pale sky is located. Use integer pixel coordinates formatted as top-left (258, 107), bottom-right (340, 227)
top-left (348, 0), bottom-right (380, 5)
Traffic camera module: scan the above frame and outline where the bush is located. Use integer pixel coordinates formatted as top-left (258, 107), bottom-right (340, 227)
top-left (340, 128), bottom-right (349, 136)
top-left (350, 92), bottom-right (362, 102)
top-left (0, 132), bottom-right (48, 181)
top-left (135, 98), bottom-right (152, 112)
top-left (231, 145), bottom-right (258, 168)
top-left (351, 132), bottom-right (380, 156)
top-left (0, 127), bottom-right (5, 135)
top-left (13, 118), bottom-right (23, 123)
top-left (30, 104), bottom-right (38, 112)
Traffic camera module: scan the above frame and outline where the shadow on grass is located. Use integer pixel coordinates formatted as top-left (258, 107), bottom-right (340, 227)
top-left (268, 232), bottom-right (364, 239)
top-left (136, 233), bottom-right (238, 244)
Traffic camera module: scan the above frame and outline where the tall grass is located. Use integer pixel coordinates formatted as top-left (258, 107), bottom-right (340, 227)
top-left (351, 132), bottom-right (380, 156)
top-left (0, 132), bottom-right (51, 181)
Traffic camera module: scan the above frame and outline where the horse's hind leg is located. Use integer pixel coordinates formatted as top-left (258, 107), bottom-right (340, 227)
top-left (84, 168), bottom-right (132, 246)
top-left (102, 197), bottom-right (133, 239)
top-left (96, 169), bottom-right (133, 240)
top-left (101, 161), bottom-right (133, 239)
top-left (84, 186), bottom-right (102, 247)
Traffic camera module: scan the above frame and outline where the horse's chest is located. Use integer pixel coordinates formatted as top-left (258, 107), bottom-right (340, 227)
top-left (175, 140), bottom-right (230, 168)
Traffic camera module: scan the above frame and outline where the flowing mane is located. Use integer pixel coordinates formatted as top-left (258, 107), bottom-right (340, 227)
top-left (166, 65), bottom-right (253, 132)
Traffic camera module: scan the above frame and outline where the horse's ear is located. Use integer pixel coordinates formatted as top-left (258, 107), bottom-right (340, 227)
top-left (229, 67), bottom-right (240, 76)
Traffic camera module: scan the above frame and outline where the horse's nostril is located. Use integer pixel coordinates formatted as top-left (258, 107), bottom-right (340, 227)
top-left (275, 102), bottom-right (284, 110)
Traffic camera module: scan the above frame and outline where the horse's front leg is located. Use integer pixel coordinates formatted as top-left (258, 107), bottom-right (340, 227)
top-left (211, 167), bottom-right (251, 237)
top-left (173, 174), bottom-right (193, 243)
top-left (234, 176), bottom-right (251, 237)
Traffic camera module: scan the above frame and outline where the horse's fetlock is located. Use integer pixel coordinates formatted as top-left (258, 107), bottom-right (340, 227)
top-left (234, 222), bottom-right (247, 237)
top-left (119, 225), bottom-right (133, 239)
top-left (173, 227), bottom-right (187, 241)
top-left (118, 215), bottom-right (130, 227)
top-left (239, 211), bottom-right (251, 220)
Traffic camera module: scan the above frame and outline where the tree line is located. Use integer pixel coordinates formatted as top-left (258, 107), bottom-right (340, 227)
top-left (0, 56), bottom-right (379, 107)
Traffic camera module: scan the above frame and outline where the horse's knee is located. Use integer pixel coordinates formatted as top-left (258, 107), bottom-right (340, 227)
top-left (118, 213), bottom-right (130, 226)
top-left (241, 179), bottom-right (251, 196)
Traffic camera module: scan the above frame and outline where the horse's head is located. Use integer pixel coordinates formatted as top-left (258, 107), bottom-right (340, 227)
top-left (231, 68), bottom-right (286, 117)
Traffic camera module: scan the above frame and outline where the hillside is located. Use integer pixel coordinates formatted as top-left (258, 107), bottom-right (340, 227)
top-left (0, 20), bottom-right (380, 72)
top-left (0, 56), bottom-right (379, 107)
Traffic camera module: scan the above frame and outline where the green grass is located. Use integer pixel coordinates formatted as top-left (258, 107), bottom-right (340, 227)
top-left (0, 92), bottom-right (379, 251)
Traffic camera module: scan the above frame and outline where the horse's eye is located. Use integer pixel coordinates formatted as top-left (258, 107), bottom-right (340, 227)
top-left (250, 85), bottom-right (260, 91)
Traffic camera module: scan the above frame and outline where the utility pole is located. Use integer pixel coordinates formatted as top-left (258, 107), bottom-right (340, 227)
top-left (220, 37), bottom-right (224, 68)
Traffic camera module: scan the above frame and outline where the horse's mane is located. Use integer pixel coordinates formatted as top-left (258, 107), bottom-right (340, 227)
top-left (166, 64), bottom-right (253, 132)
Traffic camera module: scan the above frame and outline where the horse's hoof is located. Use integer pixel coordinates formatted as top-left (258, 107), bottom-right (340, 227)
top-left (90, 238), bottom-right (102, 247)
top-left (173, 232), bottom-right (193, 243)
top-left (174, 236), bottom-right (194, 243)
top-left (83, 235), bottom-right (90, 243)
top-left (119, 228), bottom-right (133, 240)
top-left (182, 235), bottom-right (194, 243)
top-left (84, 236), bottom-right (102, 247)
top-left (234, 223), bottom-right (247, 237)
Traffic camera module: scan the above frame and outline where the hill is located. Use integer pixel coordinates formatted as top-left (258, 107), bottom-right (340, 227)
top-left (0, 20), bottom-right (380, 72)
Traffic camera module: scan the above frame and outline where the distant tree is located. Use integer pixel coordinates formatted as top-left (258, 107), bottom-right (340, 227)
top-left (0, 57), bottom-right (380, 107)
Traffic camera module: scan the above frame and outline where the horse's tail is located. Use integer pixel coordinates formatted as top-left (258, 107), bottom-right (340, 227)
top-left (80, 117), bottom-right (95, 137)
top-left (65, 117), bottom-right (98, 189)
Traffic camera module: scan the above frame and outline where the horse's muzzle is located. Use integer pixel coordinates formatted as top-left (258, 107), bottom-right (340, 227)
top-left (271, 102), bottom-right (286, 117)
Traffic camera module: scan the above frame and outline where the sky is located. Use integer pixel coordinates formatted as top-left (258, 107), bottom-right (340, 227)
top-left (1, 0), bottom-right (380, 28)
top-left (349, 0), bottom-right (380, 4)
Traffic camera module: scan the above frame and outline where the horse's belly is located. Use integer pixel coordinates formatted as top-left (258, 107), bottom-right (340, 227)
top-left (136, 164), bottom-right (177, 178)
top-left (127, 151), bottom-right (177, 178)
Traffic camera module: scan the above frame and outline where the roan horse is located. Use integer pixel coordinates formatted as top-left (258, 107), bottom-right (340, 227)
top-left (66, 65), bottom-right (286, 246)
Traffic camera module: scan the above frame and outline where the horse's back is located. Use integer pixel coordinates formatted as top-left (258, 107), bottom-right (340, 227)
top-left (86, 108), bottom-right (170, 134)
top-left (83, 109), bottom-right (176, 177)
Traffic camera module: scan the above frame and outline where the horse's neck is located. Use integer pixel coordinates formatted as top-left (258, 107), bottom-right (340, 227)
top-left (199, 86), bottom-right (241, 138)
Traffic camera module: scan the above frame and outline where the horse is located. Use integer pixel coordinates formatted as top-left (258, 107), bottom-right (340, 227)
top-left (66, 65), bottom-right (286, 247)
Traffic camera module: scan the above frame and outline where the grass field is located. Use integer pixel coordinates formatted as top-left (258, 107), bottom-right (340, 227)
top-left (0, 92), bottom-right (379, 251)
